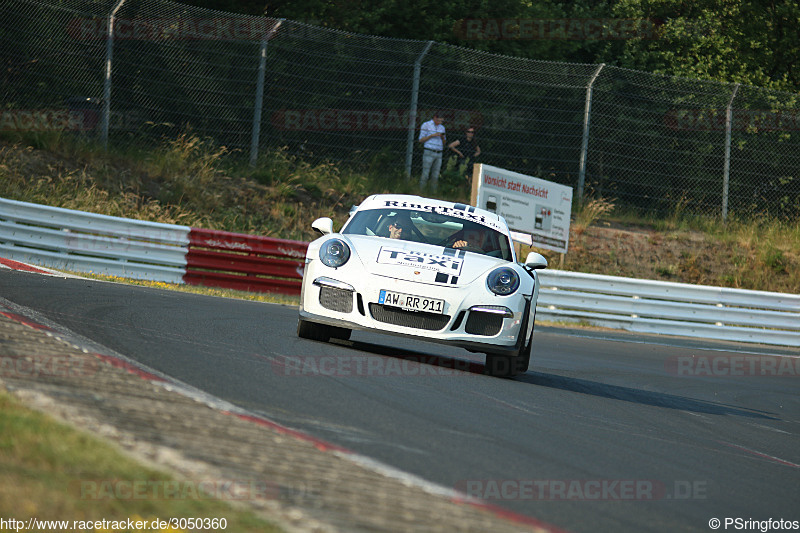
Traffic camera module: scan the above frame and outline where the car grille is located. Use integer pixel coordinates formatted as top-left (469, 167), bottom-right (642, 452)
top-left (319, 286), bottom-right (354, 313)
top-left (369, 304), bottom-right (450, 331)
top-left (464, 311), bottom-right (504, 336)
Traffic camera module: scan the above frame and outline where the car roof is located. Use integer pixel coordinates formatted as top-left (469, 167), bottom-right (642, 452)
top-left (357, 194), bottom-right (507, 231)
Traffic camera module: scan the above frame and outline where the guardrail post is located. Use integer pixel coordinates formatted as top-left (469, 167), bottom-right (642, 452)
top-left (721, 83), bottom-right (740, 221)
top-left (577, 63), bottom-right (605, 201)
top-left (250, 20), bottom-right (282, 168)
top-left (405, 41), bottom-right (434, 180)
top-left (100, 0), bottom-right (127, 149)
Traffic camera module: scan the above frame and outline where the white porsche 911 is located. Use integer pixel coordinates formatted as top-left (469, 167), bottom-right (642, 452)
top-left (297, 194), bottom-right (548, 377)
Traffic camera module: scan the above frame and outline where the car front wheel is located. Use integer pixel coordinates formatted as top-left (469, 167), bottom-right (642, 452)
top-left (514, 330), bottom-right (533, 374)
top-left (485, 353), bottom-right (519, 378)
top-left (297, 319), bottom-right (351, 342)
top-left (485, 306), bottom-right (533, 378)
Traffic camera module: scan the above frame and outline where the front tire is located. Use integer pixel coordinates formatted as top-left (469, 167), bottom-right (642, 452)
top-left (515, 331), bottom-right (533, 373)
top-left (485, 303), bottom-right (534, 378)
top-left (485, 353), bottom-right (519, 378)
top-left (515, 308), bottom-right (536, 374)
top-left (297, 319), bottom-right (331, 342)
top-left (297, 319), bottom-right (351, 342)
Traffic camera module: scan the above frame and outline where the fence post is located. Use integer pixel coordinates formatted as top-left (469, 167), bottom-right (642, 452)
top-left (577, 63), bottom-right (605, 201)
top-left (250, 20), bottom-right (282, 168)
top-left (100, 0), bottom-right (127, 149)
top-left (405, 41), bottom-right (434, 180)
top-left (722, 83), bottom-right (740, 221)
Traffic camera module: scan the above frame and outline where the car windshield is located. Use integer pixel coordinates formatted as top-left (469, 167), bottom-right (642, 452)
top-left (342, 207), bottom-right (513, 262)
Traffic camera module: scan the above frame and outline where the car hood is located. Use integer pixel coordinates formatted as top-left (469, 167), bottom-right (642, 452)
top-left (346, 235), bottom-right (508, 287)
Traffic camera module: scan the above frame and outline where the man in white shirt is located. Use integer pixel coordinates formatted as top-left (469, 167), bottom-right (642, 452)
top-left (418, 111), bottom-right (446, 191)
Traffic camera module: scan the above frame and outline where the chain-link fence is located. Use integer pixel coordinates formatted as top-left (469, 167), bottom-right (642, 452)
top-left (3, 0), bottom-right (799, 219)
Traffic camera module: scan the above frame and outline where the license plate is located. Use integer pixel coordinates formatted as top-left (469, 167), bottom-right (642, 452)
top-left (378, 290), bottom-right (444, 314)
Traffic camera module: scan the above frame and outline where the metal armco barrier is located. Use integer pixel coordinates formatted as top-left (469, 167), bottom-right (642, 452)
top-left (2, 197), bottom-right (799, 346)
top-left (186, 228), bottom-right (307, 296)
top-left (0, 198), bottom-right (307, 295)
top-left (0, 197), bottom-right (190, 283)
top-left (535, 270), bottom-right (800, 347)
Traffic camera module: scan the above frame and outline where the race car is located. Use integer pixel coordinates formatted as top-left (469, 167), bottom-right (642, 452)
top-left (297, 194), bottom-right (548, 377)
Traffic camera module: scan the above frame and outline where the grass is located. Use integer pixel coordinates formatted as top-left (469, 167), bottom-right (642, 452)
top-left (0, 389), bottom-right (283, 532)
top-left (572, 196), bottom-right (616, 237)
top-left (1, 129), bottom-right (798, 293)
top-left (73, 272), bottom-right (300, 307)
top-left (664, 212), bottom-right (800, 289)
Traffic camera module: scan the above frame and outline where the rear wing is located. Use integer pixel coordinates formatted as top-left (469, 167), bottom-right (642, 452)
top-left (509, 230), bottom-right (532, 246)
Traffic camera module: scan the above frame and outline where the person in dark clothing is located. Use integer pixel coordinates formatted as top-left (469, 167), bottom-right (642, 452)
top-left (448, 127), bottom-right (481, 183)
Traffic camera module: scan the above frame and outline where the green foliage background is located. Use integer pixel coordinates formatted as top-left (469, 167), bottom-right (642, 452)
top-left (2, 0), bottom-right (797, 219)
top-left (184, 0), bottom-right (799, 93)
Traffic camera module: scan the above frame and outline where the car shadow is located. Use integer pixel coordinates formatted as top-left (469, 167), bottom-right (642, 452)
top-left (339, 338), bottom-right (486, 374)
top-left (518, 371), bottom-right (777, 420)
top-left (340, 339), bottom-right (778, 420)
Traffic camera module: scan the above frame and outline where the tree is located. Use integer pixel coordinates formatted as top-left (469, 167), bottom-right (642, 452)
top-left (176, 0), bottom-right (800, 91)
top-left (607, 0), bottom-right (800, 91)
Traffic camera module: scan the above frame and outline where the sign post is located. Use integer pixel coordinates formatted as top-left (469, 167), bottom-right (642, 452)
top-left (470, 164), bottom-right (573, 254)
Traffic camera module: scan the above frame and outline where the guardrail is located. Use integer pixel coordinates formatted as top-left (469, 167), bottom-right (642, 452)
top-left (186, 228), bottom-right (306, 295)
top-left (535, 270), bottom-right (800, 347)
top-left (0, 198), bottom-right (306, 294)
top-left (0, 198), bottom-right (190, 283)
top-left (2, 197), bottom-right (798, 346)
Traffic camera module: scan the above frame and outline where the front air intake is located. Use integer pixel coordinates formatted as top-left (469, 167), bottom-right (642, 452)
top-left (369, 304), bottom-right (450, 331)
top-left (464, 310), bottom-right (505, 336)
top-left (319, 286), bottom-right (354, 313)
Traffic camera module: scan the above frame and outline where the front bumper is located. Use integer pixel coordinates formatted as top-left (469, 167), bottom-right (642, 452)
top-left (299, 267), bottom-right (531, 355)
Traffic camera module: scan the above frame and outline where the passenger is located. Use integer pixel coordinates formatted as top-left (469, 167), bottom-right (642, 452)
top-left (385, 214), bottom-right (414, 240)
top-left (452, 228), bottom-right (486, 251)
top-left (388, 218), bottom-right (407, 239)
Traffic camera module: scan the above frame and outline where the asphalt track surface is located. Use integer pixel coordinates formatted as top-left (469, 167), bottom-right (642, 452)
top-left (2, 269), bottom-right (798, 533)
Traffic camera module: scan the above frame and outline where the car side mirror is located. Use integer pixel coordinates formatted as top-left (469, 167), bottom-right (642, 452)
top-left (524, 252), bottom-right (548, 270)
top-left (311, 217), bottom-right (334, 235)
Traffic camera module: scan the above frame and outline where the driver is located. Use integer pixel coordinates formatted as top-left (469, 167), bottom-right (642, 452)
top-left (453, 227), bottom-right (487, 251)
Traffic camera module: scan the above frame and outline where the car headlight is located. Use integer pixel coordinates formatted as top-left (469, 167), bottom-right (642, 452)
top-left (487, 267), bottom-right (520, 296)
top-left (319, 238), bottom-right (351, 268)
